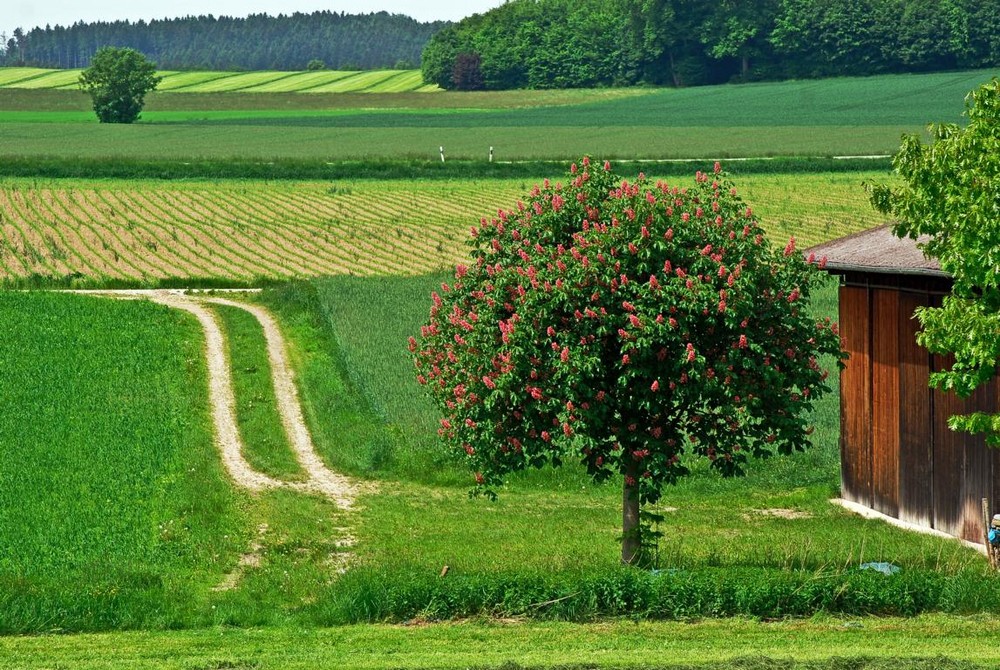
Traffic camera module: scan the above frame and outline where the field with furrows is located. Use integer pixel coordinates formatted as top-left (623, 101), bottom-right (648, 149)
top-left (0, 172), bottom-right (891, 283)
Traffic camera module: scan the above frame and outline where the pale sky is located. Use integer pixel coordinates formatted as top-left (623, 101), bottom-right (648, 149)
top-left (3, 1), bottom-right (508, 41)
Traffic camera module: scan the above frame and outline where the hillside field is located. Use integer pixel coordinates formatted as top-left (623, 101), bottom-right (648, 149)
top-left (0, 69), bottom-right (996, 161)
top-left (0, 171), bottom-right (890, 285)
top-left (0, 67), bottom-right (439, 93)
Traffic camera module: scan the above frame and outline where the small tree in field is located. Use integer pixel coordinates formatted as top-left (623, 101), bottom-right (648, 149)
top-left (79, 46), bottom-right (161, 124)
top-left (411, 159), bottom-right (843, 564)
top-left (869, 79), bottom-right (1000, 441)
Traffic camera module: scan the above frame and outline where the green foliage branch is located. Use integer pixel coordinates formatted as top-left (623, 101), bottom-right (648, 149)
top-left (869, 78), bottom-right (1000, 442)
top-left (412, 158), bottom-right (843, 564)
top-left (78, 46), bottom-right (162, 124)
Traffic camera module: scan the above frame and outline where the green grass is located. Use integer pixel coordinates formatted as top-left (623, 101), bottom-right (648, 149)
top-left (258, 274), bottom-right (992, 624)
top-left (0, 291), bottom-right (249, 633)
top-left (4, 616), bottom-right (1000, 669)
top-left (0, 69), bottom-right (995, 161)
top-left (211, 302), bottom-right (304, 480)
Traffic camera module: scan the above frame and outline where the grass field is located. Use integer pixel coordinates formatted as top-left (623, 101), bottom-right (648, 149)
top-left (0, 292), bottom-right (247, 632)
top-left (6, 616), bottom-right (1000, 669)
top-left (0, 171), bottom-right (891, 284)
top-left (0, 69), bottom-right (995, 161)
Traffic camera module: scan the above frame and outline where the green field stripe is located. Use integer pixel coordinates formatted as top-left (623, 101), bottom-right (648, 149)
top-left (156, 71), bottom-right (248, 91)
top-left (90, 189), bottom-right (224, 279)
top-left (236, 70), bottom-right (354, 93)
top-left (78, 189), bottom-right (188, 279)
top-left (179, 71), bottom-right (298, 93)
top-left (287, 71), bottom-right (371, 93)
top-left (300, 71), bottom-right (381, 93)
top-left (12, 70), bottom-right (83, 89)
top-left (364, 70), bottom-right (425, 93)
top-left (0, 68), bottom-right (56, 86)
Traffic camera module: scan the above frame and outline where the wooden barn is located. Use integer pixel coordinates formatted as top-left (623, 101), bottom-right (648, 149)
top-left (810, 225), bottom-right (999, 545)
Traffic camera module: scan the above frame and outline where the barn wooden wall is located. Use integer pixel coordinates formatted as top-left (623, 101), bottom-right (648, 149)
top-left (839, 273), bottom-right (1000, 543)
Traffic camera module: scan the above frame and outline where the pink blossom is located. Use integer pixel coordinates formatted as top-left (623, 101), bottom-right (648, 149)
top-left (784, 237), bottom-right (796, 257)
top-left (651, 380), bottom-right (660, 392)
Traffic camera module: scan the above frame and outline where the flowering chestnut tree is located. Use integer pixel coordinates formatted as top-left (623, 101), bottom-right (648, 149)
top-left (411, 158), bottom-right (843, 564)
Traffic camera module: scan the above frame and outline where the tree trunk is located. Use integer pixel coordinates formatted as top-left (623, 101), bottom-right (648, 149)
top-left (742, 54), bottom-right (750, 81)
top-left (621, 457), bottom-right (641, 565)
top-left (669, 51), bottom-right (682, 88)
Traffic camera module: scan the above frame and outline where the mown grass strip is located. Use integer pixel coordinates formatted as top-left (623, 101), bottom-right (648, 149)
top-left (210, 302), bottom-right (305, 481)
top-left (3, 616), bottom-right (998, 669)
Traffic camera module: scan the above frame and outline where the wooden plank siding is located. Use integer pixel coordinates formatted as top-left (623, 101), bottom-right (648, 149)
top-left (896, 291), bottom-right (933, 527)
top-left (839, 284), bottom-right (872, 507)
top-left (871, 286), bottom-right (900, 517)
top-left (838, 275), bottom-right (1000, 545)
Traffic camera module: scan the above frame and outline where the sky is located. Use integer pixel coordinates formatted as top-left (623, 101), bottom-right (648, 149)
top-left (3, 1), bottom-right (507, 40)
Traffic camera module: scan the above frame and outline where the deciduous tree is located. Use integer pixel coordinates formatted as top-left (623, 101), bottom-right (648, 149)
top-left (869, 79), bottom-right (1000, 441)
top-left (78, 46), bottom-right (161, 124)
top-left (412, 159), bottom-right (843, 564)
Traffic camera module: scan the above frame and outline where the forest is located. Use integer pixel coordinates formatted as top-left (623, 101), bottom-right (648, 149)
top-left (0, 11), bottom-right (448, 71)
top-left (423, 0), bottom-right (1000, 89)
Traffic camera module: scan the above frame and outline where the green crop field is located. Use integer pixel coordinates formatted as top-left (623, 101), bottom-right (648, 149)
top-left (0, 69), bottom-right (995, 161)
top-left (0, 171), bottom-right (890, 284)
top-left (0, 292), bottom-right (247, 632)
top-left (0, 67), bottom-right (440, 94)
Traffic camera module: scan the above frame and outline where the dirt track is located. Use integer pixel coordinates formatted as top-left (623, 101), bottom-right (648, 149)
top-left (88, 289), bottom-right (359, 510)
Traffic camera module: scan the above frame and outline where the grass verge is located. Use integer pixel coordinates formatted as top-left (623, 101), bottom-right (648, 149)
top-left (3, 616), bottom-right (1000, 669)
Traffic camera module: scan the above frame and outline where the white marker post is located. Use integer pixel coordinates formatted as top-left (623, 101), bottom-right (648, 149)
top-left (440, 146), bottom-right (445, 162)
top-left (489, 146), bottom-right (494, 163)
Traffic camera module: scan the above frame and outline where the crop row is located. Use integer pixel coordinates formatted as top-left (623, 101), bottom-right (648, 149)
top-left (0, 173), bottom-right (890, 283)
top-left (0, 67), bottom-right (438, 93)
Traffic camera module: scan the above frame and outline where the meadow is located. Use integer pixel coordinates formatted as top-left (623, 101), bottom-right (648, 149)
top-left (0, 171), bottom-right (890, 285)
top-left (2, 63), bottom-right (998, 668)
top-left (0, 68), bottom-right (996, 162)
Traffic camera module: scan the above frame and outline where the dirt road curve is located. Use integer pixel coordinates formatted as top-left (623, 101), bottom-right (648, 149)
top-left (85, 289), bottom-right (359, 510)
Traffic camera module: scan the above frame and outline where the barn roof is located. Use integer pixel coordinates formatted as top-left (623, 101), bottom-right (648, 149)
top-left (808, 224), bottom-right (948, 278)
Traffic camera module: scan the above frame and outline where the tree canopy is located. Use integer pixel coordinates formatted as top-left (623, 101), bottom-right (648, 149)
top-left (869, 79), bottom-right (1000, 442)
top-left (412, 159), bottom-right (843, 564)
top-left (78, 46), bottom-right (161, 124)
top-left (1, 12), bottom-right (445, 71)
top-left (422, 0), bottom-right (1000, 90)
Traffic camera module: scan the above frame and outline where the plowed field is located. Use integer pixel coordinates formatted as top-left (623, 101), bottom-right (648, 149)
top-left (0, 173), bottom-right (891, 282)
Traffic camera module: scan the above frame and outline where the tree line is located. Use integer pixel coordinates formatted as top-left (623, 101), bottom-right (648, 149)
top-left (422, 0), bottom-right (1000, 90)
top-left (0, 11), bottom-right (448, 71)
